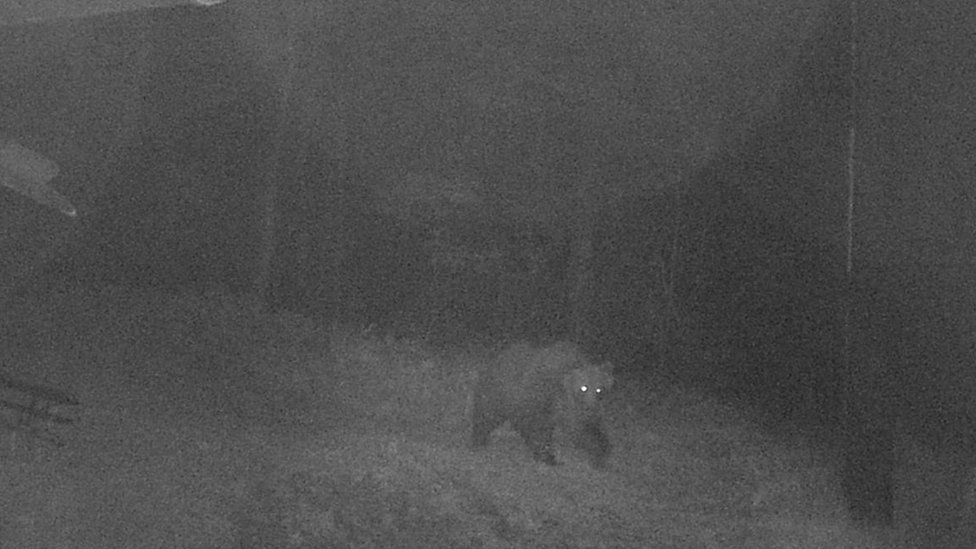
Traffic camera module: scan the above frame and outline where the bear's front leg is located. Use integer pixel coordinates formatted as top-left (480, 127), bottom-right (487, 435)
top-left (471, 408), bottom-right (503, 447)
top-left (512, 414), bottom-right (557, 465)
top-left (574, 421), bottom-right (611, 469)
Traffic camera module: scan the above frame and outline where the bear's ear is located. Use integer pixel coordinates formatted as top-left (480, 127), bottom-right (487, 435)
top-left (600, 363), bottom-right (615, 388)
top-left (563, 368), bottom-right (586, 394)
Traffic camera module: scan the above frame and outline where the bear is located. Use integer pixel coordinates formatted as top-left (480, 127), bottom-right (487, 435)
top-left (471, 341), bottom-right (614, 468)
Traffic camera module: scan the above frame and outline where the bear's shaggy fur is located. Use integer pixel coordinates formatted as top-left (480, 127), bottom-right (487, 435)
top-left (471, 341), bottom-right (614, 468)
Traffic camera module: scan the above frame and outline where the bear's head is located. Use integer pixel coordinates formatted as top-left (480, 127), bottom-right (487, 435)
top-left (562, 362), bottom-right (614, 417)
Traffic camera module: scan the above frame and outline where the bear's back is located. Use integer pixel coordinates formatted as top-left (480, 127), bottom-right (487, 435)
top-left (478, 341), bottom-right (587, 406)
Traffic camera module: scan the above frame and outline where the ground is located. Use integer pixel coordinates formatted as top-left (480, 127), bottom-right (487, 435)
top-left (0, 286), bottom-right (887, 548)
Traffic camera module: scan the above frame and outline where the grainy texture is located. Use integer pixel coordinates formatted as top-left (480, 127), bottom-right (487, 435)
top-left (472, 341), bottom-right (614, 468)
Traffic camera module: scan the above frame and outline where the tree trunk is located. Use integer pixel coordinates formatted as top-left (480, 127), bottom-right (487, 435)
top-left (569, 172), bottom-right (596, 343)
top-left (252, 16), bottom-right (299, 305)
top-left (253, 98), bottom-right (289, 303)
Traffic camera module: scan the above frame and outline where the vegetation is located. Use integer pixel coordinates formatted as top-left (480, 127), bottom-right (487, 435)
top-left (0, 287), bottom-right (881, 548)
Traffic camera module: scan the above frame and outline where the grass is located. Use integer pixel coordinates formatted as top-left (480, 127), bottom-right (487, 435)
top-left (0, 286), bottom-right (884, 548)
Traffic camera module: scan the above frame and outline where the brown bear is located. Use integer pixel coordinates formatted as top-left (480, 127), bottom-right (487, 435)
top-left (471, 341), bottom-right (614, 468)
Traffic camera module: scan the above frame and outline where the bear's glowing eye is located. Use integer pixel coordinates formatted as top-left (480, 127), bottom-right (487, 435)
top-left (580, 385), bottom-right (589, 393)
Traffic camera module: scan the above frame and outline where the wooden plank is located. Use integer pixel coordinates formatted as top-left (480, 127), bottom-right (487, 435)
top-left (0, 373), bottom-right (79, 406)
top-left (0, 414), bottom-right (67, 447)
top-left (0, 399), bottom-right (74, 424)
top-left (0, 1), bottom-right (224, 27)
top-left (0, 139), bottom-right (76, 217)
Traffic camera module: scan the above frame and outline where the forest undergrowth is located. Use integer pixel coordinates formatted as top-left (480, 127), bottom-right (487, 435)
top-left (0, 286), bottom-right (884, 548)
